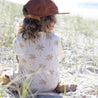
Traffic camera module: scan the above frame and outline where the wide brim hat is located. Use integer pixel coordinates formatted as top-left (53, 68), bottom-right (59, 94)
top-left (24, 0), bottom-right (70, 20)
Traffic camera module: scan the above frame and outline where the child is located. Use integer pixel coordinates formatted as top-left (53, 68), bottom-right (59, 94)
top-left (2, 0), bottom-right (77, 94)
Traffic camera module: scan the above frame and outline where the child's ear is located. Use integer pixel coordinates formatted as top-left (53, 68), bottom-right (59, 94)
top-left (23, 6), bottom-right (28, 15)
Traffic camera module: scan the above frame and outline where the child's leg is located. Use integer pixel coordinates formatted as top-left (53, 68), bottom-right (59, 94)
top-left (55, 80), bottom-right (77, 93)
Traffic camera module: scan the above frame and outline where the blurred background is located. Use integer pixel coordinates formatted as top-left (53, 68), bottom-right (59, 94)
top-left (6, 0), bottom-right (98, 19)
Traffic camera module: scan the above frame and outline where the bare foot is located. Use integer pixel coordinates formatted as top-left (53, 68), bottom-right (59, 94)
top-left (2, 75), bottom-right (23, 95)
top-left (2, 74), bottom-right (11, 85)
top-left (66, 84), bottom-right (77, 92)
top-left (55, 82), bottom-right (77, 93)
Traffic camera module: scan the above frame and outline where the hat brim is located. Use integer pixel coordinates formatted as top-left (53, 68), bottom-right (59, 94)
top-left (57, 12), bottom-right (70, 14)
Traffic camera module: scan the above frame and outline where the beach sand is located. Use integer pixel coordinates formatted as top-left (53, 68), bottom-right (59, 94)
top-left (0, 0), bottom-right (98, 97)
top-left (0, 28), bottom-right (98, 97)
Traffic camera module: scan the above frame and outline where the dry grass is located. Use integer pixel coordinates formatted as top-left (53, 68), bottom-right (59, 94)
top-left (0, 0), bottom-right (98, 97)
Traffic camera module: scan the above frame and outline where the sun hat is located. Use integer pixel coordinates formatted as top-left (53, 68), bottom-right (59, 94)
top-left (24, 0), bottom-right (70, 20)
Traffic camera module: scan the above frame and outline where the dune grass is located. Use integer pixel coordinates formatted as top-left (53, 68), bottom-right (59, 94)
top-left (0, 0), bottom-right (98, 97)
top-left (0, 0), bottom-right (22, 45)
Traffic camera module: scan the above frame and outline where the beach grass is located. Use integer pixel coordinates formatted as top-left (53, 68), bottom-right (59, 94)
top-left (0, 0), bottom-right (98, 97)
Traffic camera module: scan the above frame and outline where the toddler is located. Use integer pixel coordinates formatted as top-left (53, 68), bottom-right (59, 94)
top-left (2, 0), bottom-right (77, 94)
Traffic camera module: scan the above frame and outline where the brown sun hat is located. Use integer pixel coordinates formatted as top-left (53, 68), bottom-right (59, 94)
top-left (24, 0), bottom-right (70, 20)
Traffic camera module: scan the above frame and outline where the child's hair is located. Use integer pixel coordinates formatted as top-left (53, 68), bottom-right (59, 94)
top-left (18, 7), bottom-right (56, 41)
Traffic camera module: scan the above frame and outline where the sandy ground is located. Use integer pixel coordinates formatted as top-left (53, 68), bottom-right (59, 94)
top-left (0, 6), bottom-right (98, 97)
top-left (0, 59), bottom-right (98, 98)
top-left (0, 29), bottom-right (98, 98)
